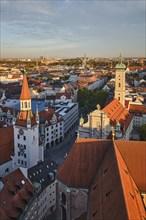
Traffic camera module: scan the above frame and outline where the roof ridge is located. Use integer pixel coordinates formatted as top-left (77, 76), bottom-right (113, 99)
top-left (113, 141), bottom-right (145, 220)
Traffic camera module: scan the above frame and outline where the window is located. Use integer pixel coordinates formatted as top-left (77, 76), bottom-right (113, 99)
top-left (23, 136), bottom-right (26, 141)
top-left (25, 161), bottom-right (27, 166)
top-left (18, 159), bottom-right (20, 164)
top-left (25, 102), bottom-right (27, 108)
top-left (24, 154), bottom-right (26, 158)
top-left (18, 152), bottom-right (20, 156)
top-left (119, 83), bottom-right (121, 87)
top-left (24, 145), bottom-right (26, 149)
top-left (21, 160), bottom-right (23, 165)
top-left (17, 134), bottom-right (20, 139)
top-left (61, 192), bottom-right (66, 205)
top-left (18, 143), bottom-right (20, 148)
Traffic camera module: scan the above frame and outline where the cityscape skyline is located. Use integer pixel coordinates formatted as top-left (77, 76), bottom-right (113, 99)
top-left (1, 0), bottom-right (146, 58)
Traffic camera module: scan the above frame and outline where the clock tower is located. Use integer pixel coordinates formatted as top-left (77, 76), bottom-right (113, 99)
top-left (115, 54), bottom-right (126, 107)
top-left (13, 73), bottom-right (43, 171)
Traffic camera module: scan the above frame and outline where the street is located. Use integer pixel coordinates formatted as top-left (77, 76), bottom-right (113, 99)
top-left (44, 130), bottom-right (77, 164)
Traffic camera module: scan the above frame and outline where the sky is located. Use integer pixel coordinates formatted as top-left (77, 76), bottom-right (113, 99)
top-left (1, 0), bottom-right (146, 58)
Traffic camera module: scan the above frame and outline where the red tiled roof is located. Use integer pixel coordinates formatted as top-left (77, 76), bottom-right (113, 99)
top-left (115, 140), bottom-right (146, 192)
top-left (89, 141), bottom-right (128, 220)
top-left (20, 74), bottom-right (31, 100)
top-left (0, 126), bottom-right (14, 164)
top-left (0, 105), bottom-right (19, 115)
top-left (114, 141), bottom-right (146, 219)
top-left (129, 104), bottom-right (146, 114)
top-left (103, 98), bottom-right (133, 131)
top-left (57, 138), bottom-right (146, 220)
top-left (15, 117), bottom-right (37, 127)
top-left (57, 139), bottom-right (111, 188)
top-left (39, 109), bottom-right (63, 125)
top-left (125, 99), bottom-right (130, 109)
top-left (0, 169), bottom-right (35, 220)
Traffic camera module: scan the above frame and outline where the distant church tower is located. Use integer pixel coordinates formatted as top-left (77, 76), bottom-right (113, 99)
top-left (115, 54), bottom-right (126, 106)
top-left (13, 74), bottom-right (43, 171)
top-left (82, 53), bottom-right (87, 68)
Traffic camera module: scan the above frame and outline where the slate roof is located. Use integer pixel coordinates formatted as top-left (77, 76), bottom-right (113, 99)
top-left (28, 159), bottom-right (58, 193)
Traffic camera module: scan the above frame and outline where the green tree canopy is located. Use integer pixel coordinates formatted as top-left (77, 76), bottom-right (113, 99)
top-left (77, 88), bottom-right (107, 115)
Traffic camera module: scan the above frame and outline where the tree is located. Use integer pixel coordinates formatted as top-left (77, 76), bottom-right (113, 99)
top-left (77, 88), bottom-right (107, 115)
top-left (139, 124), bottom-right (146, 141)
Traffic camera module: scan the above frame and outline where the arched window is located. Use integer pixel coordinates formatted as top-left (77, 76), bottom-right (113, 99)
top-left (119, 83), bottom-right (121, 87)
top-left (61, 192), bottom-right (66, 205)
top-left (25, 102), bottom-right (27, 108)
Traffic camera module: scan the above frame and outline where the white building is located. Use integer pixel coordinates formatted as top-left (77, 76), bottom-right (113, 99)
top-left (12, 74), bottom-right (44, 170)
top-left (114, 54), bottom-right (126, 106)
top-left (39, 108), bottom-right (64, 148)
top-left (55, 102), bottom-right (79, 136)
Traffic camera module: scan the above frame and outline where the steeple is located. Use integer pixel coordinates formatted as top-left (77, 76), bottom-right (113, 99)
top-left (20, 74), bottom-right (31, 100)
top-left (19, 73), bottom-right (32, 120)
top-left (115, 54), bottom-right (126, 106)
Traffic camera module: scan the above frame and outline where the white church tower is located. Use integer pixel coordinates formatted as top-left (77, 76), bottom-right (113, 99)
top-left (13, 74), bottom-right (43, 171)
top-left (115, 54), bottom-right (126, 106)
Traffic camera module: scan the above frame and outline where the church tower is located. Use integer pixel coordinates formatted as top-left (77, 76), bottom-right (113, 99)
top-left (115, 54), bottom-right (126, 106)
top-left (82, 53), bottom-right (87, 68)
top-left (13, 74), bottom-right (43, 171)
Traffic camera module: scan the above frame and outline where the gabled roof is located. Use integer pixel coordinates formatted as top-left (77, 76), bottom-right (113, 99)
top-left (0, 126), bottom-right (14, 164)
top-left (129, 104), bottom-right (146, 114)
top-left (89, 140), bottom-right (146, 220)
top-left (103, 98), bottom-right (132, 131)
top-left (39, 109), bottom-right (63, 125)
top-left (57, 139), bottom-right (111, 188)
top-left (0, 169), bottom-right (35, 220)
top-left (115, 140), bottom-right (146, 192)
top-left (57, 138), bottom-right (146, 220)
top-left (20, 74), bottom-right (31, 100)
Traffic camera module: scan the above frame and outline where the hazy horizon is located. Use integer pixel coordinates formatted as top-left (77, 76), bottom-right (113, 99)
top-left (1, 0), bottom-right (146, 59)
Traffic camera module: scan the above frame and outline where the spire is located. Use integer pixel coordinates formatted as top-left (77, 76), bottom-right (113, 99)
top-left (36, 105), bottom-right (39, 117)
top-left (20, 74), bottom-right (31, 100)
top-left (119, 53), bottom-right (124, 64)
top-left (36, 105), bottom-right (39, 124)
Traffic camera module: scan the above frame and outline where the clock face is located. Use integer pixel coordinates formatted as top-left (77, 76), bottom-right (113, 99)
top-left (61, 95), bottom-right (66, 100)
top-left (19, 129), bottom-right (24, 135)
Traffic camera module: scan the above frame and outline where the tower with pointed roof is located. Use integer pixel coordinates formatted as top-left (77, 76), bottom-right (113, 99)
top-left (82, 53), bottom-right (87, 68)
top-left (13, 74), bottom-right (44, 171)
top-left (115, 54), bottom-right (126, 106)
